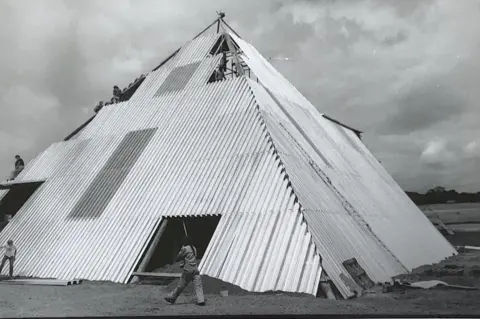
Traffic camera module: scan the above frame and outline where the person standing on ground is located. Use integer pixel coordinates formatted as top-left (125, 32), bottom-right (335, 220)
top-left (164, 236), bottom-right (205, 306)
top-left (0, 240), bottom-right (17, 278)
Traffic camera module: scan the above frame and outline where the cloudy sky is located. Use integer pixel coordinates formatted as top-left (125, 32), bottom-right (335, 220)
top-left (0, 0), bottom-right (479, 193)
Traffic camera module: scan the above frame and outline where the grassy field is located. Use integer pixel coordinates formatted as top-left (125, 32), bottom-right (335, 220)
top-left (420, 203), bottom-right (480, 225)
top-left (418, 203), bottom-right (480, 245)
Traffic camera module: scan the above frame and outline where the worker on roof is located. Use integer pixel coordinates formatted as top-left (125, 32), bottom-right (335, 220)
top-left (94, 101), bottom-right (104, 113)
top-left (164, 236), bottom-right (205, 306)
top-left (219, 52), bottom-right (227, 72)
top-left (0, 240), bottom-right (17, 278)
top-left (113, 85), bottom-right (122, 103)
top-left (7, 155), bottom-right (24, 182)
top-left (215, 67), bottom-right (225, 82)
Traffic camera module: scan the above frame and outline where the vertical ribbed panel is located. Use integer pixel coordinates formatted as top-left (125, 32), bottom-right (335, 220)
top-left (0, 77), bottom-right (323, 295)
top-left (200, 162), bottom-right (322, 295)
top-left (1, 23), bottom-right (450, 300)
top-left (77, 103), bottom-right (119, 139)
top-left (68, 128), bottom-right (157, 219)
top-left (154, 62), bottom-right (201, 96)
top-left (0, 134), bottom-right (127, 280)
top-left (247, 77), bottom-right (456, 298)
top-left (170, 33), bottom-right (220, 68)
top-left (326, 122), bottom-right (456, 269)
top-left (14, 140), bottom-right (89, 182)
top-left (228, 31), bottom-right (318, 115)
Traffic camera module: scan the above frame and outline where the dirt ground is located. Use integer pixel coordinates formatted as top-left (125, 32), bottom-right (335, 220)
top-left (1, 280), bottom-right (480, 317)
top-left (3, 249), bottom-right (480, 318)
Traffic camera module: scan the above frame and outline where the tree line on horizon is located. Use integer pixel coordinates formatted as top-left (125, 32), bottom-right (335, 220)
top-left (406, 186), bottom-right (480, 205)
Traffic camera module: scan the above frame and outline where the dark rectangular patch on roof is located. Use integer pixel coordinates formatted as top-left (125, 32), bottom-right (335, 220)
top-left (67, 128), bottom-right (158, 219)
top-left (154, 61), bottom-right (201, 96)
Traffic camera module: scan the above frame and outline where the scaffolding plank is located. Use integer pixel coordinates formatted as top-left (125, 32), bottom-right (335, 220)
top-left (132, 272), bottom-right (181, 278)
top-left (0, 278), bottom-right (82, 286)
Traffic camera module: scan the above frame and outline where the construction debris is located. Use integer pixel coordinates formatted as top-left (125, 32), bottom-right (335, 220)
top-left (429, 215), bottom-right (455, 235)
top-left (381, 250), bottom-right (480, 297)
top-left (381, 281), bottom-right (406, 294)
top-left (402, 280), bottom-right (477, 291)
top-left (132, 272), bottom-right (181, 278)
top-left (456, 245), bottom-right (480, 253)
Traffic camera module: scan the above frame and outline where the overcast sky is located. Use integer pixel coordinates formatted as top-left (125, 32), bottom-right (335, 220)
top-left (0, 0), bottom-right (479, 193)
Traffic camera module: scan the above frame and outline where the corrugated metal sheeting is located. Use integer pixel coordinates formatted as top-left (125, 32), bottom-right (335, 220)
top-left (246, 73), bottom-right (456, 298)
top-left (228, 31), bottom-right (321, 118)
top-left (230, 30), bottom-right (456, 296)
top-left (201, 203), bottom-right (322, 294)
top-left (0, 22), bottom-right (455, 298)
top-left (16, 140), bottom-right (90, 182)
top-left (0, 75), bottom-right (322, 294)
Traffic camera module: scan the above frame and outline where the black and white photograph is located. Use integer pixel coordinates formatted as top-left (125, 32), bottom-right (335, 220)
top-left (0, 0), bottom-right (479, 317)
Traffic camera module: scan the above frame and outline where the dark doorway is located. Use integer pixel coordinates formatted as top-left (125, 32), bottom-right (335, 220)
top-left (0, 181), bottom-right (44, 231)
top-left (142, 216), bottom-right (221, 273)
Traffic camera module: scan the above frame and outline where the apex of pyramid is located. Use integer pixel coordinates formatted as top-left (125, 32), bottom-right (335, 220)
top-left (217, 11), bottom-right (226, 20)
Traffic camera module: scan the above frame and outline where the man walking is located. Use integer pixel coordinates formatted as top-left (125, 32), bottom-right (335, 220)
top-left (165, 236), bottom-right (205, 306)
top-left (0, 240), bottom-right (17, 278)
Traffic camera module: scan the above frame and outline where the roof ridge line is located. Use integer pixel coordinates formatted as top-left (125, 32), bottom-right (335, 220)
top-left (152, 15), bottom-right (222, 73)
top-left (220, 18), bottom-right (242, 39)
top-left (246, 80), bottom-right (324, 292)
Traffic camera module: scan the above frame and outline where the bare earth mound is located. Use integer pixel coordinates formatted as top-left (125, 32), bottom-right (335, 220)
top-left (394, 251), bottom-right (480, 287)
top-left (144, 262), bottom-right (311, 297)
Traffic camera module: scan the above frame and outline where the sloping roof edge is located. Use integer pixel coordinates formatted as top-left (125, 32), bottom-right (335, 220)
top-left (152, 17), bottom-right (220, 72)
top-left (322, 114), bottom-right (363, 138)
top-left (63, 115), bottom-right (96, 141)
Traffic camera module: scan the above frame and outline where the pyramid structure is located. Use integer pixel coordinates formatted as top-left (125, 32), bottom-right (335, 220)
top-left (0, 17), bottom-right (456, 298)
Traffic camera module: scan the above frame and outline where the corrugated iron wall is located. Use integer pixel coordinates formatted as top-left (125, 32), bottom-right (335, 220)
top-left (0, 74), bottom-right (323, 293)
top-left (201, 194), bottom-right (322, 295)
top-left (247, 72), bottom-right (456, 299)
top-left (1, 24), bottom-right (454, 299)
top-left (228, 31), bottom-right (320, 117)
top-left (154, 62), bottom-right (202, 96)
top-left (15, 140), bottom-right (90, 182)
top-left (334, 124), bottom-right (457, 268)
top-left (68, 128), bottom-right (158, 219)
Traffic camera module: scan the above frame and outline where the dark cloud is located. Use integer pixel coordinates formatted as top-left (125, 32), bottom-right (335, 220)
top-left (42, 21), bottom-right (92, 111)
top-left (377, 80), bottom-right (466, 135)
top-left (381, 31), bottom-right (408, 46)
